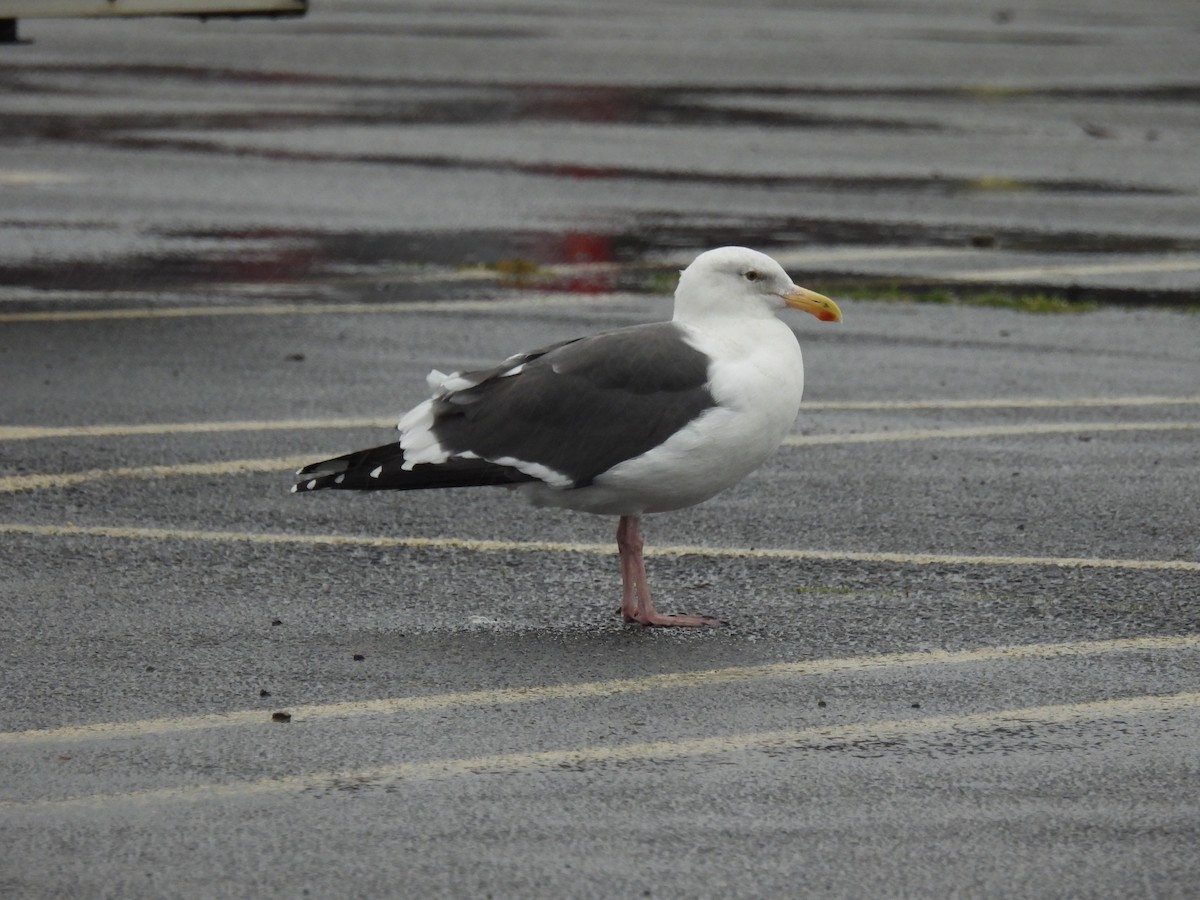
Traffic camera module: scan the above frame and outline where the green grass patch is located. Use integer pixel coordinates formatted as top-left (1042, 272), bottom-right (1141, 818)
top-left (642, 269), bottom-right (681, 295)
top-left (485, 257), bottom-right (545, 277)
top-left (817, 280), bottom-right (1101, 314)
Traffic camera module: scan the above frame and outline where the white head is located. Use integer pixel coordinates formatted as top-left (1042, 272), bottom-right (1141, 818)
top-left (672, 246), bottom-right (842, 324)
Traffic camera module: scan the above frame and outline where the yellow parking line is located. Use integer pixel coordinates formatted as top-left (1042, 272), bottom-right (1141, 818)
top-left (0, 171), bottom-right (83, 186)
top-left (783, 420), bottom-right (1200, 445)
top-left (0, 418), bottom-right (393, 442)
top-left (801, 394), bottom-right (1200, 411)
top-left (1, 522), bottom-right (1197, 573)
top-left (0, 456), bottom-right (308, 493)
top-left (1, 633), bottom-right (1194, 748)
top-left (6, 690), bottom-right (1198, 809)
top-left (946, 258), bottom-right (1200, 281)
top-left (3, 396), bottom-right (1199, 442)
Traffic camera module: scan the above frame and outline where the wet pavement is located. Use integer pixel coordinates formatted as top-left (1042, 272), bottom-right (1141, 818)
top-left (3, 2), bottom-right (1200, 303)
top-left (2, 3), bottom-right (1200, 899)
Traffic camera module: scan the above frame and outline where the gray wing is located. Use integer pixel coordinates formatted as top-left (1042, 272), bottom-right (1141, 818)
top-left (429, 322), bottom-right (716, 487)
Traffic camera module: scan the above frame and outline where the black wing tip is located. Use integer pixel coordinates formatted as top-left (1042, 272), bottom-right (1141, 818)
top-left (292, 455), bottom-right (539, 494)
top-left (295, 459), bottom-right (342, 478)
top-left (292, 472), bottom-right (347, 493)
top-left (292, 442), bottom-right (405, 489)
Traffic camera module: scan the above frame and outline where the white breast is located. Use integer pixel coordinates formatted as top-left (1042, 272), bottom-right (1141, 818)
top-left (525, 316), bottom-right (804, 516)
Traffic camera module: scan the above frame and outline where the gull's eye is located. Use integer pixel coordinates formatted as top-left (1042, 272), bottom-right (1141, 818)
top-left (744, 269), bottom-right (760, 282)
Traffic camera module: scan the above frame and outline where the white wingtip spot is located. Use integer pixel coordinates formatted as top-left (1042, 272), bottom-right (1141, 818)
top-left (290, 485), bottom-right (299, 494)
top-left (306, 480), bottom-right (317, 491)
top-left (334, 474), bottom-right (345, 484)
top-left (370, 466), bottom-right (383, 478)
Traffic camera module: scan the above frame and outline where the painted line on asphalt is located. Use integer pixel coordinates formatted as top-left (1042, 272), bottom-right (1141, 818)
top-left (0, 417), bottom-right (395, 442)
top-left (1, 522), bottom-right (1197, 574)
top-left (0, 456), bottom-right (309, 494)
top-left (783, 419), bottom-right (1200, 446)
top-left (0, 170), bottom-right (83, 186)
top-left (4, 690), bottom-right (1198, 809)
top-left (2, 634), bottom-right (1196, 747)
top-left (2, 419), bottom-right (1197, 493)
top-left (4, 396), bottom-right (1199, 442)
top-left (945, 257), bottom-right (1200, 281)
top-left (801, 394), bottom-right (1200, 411)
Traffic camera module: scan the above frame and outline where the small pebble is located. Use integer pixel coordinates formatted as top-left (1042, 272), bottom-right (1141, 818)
top-left (145, 665), bottom-right (155, 672)
top-left (271, 619), bottom-right (282, 626)
top-left (353, 654), bottom-right (366, 661)
top-left (817, 700), bottom-right (827, 708)
top-left (272, 711), bottom-right (292, 723)
top-left (260, 689), bottom-right (271, 697)
top-left (912, 702), bottom-right (921, 709)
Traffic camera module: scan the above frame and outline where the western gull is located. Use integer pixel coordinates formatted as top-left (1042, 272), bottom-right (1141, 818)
top-left (293, 246), bottom-right (842, 626)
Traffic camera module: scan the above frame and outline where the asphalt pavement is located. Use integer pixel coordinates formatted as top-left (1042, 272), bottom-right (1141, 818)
top-left (1, 3), bottom-right (1199, 899)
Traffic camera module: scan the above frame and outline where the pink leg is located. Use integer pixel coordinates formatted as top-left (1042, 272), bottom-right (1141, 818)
top-left (615, 515), bottom-right (725, 627)
top-left (616, 515), bottom-right (642, 623)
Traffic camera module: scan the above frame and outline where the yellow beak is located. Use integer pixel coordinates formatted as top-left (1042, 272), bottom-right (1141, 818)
top-left (782, 285), bottom-right (842, 322)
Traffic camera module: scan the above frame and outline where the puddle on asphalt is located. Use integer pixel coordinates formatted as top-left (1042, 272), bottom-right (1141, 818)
top-left (3, 64), bottom-right (1197, 304)
top-left (2, 220), bottom-right (1198, 307)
